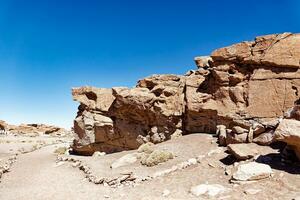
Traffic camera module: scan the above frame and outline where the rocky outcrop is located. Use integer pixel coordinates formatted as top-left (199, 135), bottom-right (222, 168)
top-left (0, 120), bottom-right (67, 136)
top-left (72, 76), bottom-right (185, 155)
top-left (72, 32), bottom-right (300, 155)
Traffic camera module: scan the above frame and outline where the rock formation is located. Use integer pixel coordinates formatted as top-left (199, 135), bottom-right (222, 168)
top-left (72, 32), bottom-right (300, 155)
top-left (0, 120), bottom-right (67, 136)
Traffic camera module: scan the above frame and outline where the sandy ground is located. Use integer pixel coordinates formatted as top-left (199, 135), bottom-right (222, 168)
top-left (0, 134), bottom-right (299, 200)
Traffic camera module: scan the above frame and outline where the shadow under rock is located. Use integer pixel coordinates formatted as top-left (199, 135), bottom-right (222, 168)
top-left (256, 153), bottom-right (300, 175)
top-left (219, 153), bottom-right (237, 166)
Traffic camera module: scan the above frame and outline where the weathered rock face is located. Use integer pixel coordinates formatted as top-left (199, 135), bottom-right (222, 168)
top-left (190, 32), bottom-right (300, 146)
top-left (72, 32), bottom-right (300, 155)
top-left (72, 75), bottom-right (185, 155)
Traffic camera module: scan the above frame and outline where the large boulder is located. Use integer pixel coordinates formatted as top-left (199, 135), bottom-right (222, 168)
top-left (274, 119), bottom-right (300, 160)
top-left (72, 33), bottom-right (300, 155)
top-left (72, 75), bottom-right (186, 155)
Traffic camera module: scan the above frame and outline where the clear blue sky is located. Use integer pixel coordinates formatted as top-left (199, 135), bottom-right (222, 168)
top-left (0, 0), bottom-right (299, 129)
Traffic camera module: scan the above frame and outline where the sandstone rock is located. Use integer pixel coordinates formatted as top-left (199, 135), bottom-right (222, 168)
top-left (211, 32), bottom-right (300, 68)
top-left (110, 153), bottom-right (138, 169)
top-left (251, 121), bottom-right (266, 136)
top-left (226, 129), bottom-right (248, 144)
top-left (2, 121), bottom-right (67, 136)
top-left (190, 184), bottom-right (226, 197)
top-left (72, 33), bottom-right (300, 154)
top-left (274, 119), bottom-right (300, 159)
top-left (285, 105), bottom-right (300, 121)
top-left (232, 126), bottom-right (248, 135)
top-left (72, 75), bottom-right (185, 154)
top-left (72, 87), bottom-right (115, 112)
top-left (232, 162), bottom-right (273, 181)
top-left (227, 143), bottom-right (259, 160)
top-left (252, 130), bottom-right (275, 145)
top-left (216, 125), bottom-right (227, 146)
top-left (194, 56), bottom-right (212, 68)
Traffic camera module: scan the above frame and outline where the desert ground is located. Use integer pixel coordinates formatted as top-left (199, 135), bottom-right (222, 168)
top-left (0, 132), bottom-right (299, 200)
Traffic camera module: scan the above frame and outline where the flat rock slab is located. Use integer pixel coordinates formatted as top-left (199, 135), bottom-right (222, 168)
top-left (227, 143), bottom-right (278, 161)
top-left (227, 143), bottom-right (260, 160)
top-left (232, 162), bottom-right (273, 181)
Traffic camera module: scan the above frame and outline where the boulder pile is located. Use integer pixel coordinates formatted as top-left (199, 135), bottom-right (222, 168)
top-left (72, 33), bottom-right (300, 157)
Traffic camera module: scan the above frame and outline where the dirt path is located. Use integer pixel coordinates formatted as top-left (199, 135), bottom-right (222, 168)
top-left (0, 144), bottom-right (111, 200)
top-left (0, 135), bottom-right (299, 200)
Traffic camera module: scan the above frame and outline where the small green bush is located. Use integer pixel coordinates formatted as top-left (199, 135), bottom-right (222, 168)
top-left (54, 147), bottom-right (68, 155)
top-left (140, 150), bottom-right (174, 167)
top-left (137, 142), bottom-right (154, 154)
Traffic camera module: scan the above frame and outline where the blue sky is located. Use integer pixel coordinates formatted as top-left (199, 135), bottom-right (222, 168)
top-left (0, 0), bottom-right (299, 128)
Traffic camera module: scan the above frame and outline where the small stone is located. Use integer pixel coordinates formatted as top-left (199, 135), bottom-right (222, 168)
top-left (104, 195), bottom-right (110, 198)
top-left (232, 162), bottom-right (273, 181)
top-left (197, 155), bottom-right (205, 163)
top-left (208, 163), bottom-right (217, 168)
top-left (253, 130), bottom-right (275, 145)
top-left (248, 128), bottom-right (254, 143)
top-left (54, 161), bottom-right (65, 167)
top-left (72, 162), bottom-right (80, 168)
top-left (225, 166), bottom-right (232, 176)
top-left (170, 129), bottom-right (182, 140)
top-left (162, 189), bottom-right (170, 197)
top-left (92, 151), bottom-right (106, 157)
top-left (188, 158), bottom-right (197, 165)
top-left (190, 184), bottom-right (226, 197)
top-left (252, 122), bottom-right (265, 135)
top-left (244, 189), bottom-right (261, 195)
top-left (207, 148), bottom-right (222, 156)
top-left (194, 56), bottom-right (213, 68)
top-left (216, 125), bottom-right (227, 146)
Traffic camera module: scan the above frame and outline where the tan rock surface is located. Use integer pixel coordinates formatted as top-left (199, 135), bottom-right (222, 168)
top-left (0, 120), bottom-right (68, 136)
top-left (274, 119), bottom-right (300, 159)
top-left (227, 143), bottom-right (260, 160)
top-left (72, 33), bottom-right (300, 155)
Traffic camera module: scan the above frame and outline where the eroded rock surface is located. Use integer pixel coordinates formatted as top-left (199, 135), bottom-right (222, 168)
top-left (72, 33), bottom-right (300, 155)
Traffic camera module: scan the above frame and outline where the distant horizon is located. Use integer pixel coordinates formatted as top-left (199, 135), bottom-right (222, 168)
top-left (0, 0), bottom-right (299, 129)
